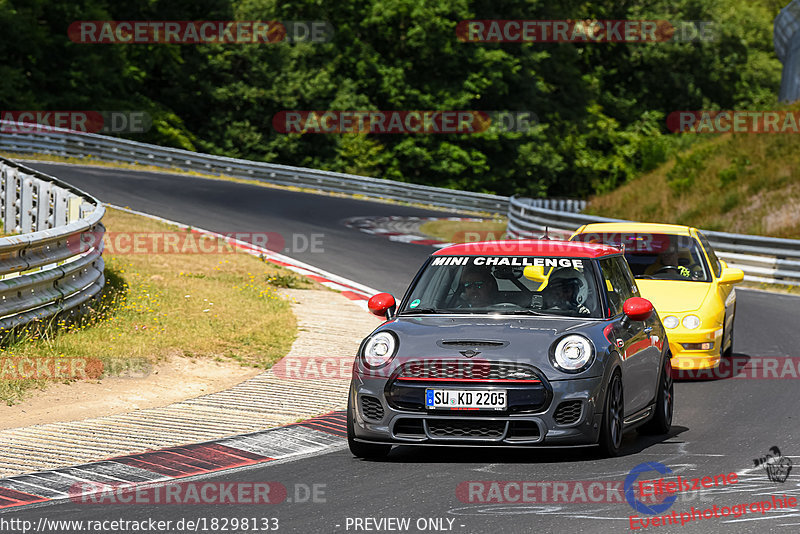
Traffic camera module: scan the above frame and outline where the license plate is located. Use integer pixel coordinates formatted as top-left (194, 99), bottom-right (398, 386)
top-left (425, 389), bottom-right (507, 410)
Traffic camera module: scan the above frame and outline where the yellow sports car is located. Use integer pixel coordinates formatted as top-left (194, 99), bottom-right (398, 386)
top-left (570, 223), bottom-right (744, 372)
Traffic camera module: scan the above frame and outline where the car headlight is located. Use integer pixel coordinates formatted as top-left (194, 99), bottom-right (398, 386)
top-left (682, 315), bottom-right (701, 329)
top-left (663, 316), bottom-right (679, 329)
top-left (362, 331), bottom-right (398, 368)
top-left (551, 335), bottom-right (594, 373)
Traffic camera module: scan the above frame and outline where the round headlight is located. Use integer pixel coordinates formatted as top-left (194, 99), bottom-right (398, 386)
top-left (663, 316), bottom-right (679, 329)
top-left (682, 315), bottom-right (701, 329)
top-left (363, 331), bottom-right (397, 368)
top-left (552, 335), bottom-right (594, 373)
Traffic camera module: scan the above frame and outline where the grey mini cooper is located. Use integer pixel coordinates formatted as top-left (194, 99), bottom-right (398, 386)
top-left (347, 240), bottom-right (673, 458)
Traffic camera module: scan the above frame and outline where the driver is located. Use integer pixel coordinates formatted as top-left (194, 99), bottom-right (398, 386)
top-left (457, 267), bottom-right (498, 308)
top-left (541, 267), bottom-right (591, 315)
top-left (645, 246), bottom-right (691, 278)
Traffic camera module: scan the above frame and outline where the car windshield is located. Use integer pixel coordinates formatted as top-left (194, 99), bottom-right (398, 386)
top-left (572, 232), bottom-right (711, 282)
top-left (400, 255), bottom-right (603, 318)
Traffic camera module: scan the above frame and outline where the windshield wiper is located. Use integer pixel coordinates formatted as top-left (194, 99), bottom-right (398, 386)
top-left (400, 308), bottom-right (446, 315)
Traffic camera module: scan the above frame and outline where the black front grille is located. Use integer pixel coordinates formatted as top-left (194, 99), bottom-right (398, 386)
top-left (439, 340), bottom-right (506, 348)
top-left (554, 400), bottom-right (583, 425)
top-left (426, 419), bottom-right (505, 439)
top-left (360, 396), bottom-right (384, 421)
top-left (397, 360), bottom-right (540, 381)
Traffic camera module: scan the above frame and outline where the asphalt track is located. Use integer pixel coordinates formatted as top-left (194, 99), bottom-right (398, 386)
top-left (4, 162), bottom-right (800, 534)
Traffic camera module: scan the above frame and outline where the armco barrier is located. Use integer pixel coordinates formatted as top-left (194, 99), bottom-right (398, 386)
top-left (0, 122), bottom-right (589, 215)
top-left (507, 196), bottom-right (800, 286)
top-left (0, 123), bottom-right (515, 214)
top-left (0, 156), bottom-right (105, 329)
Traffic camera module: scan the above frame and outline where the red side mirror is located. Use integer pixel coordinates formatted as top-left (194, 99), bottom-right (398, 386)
top-left (368, 293), bottom-right (396, 318)
top-left (623, 297), bottom-right (654, 322)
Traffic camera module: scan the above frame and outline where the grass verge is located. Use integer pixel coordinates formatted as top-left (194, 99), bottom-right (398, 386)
top-left (585, 103), bottom-right (800, 239)
top-left (0, 207), bottom-right (316, 405)
top-left (740, 281), bottom-right (800, 296)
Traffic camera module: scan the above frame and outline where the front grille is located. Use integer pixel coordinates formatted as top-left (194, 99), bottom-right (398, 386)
top-left (553, 400), bottom-right (583, 425)
top-left (426, 419), bottom-right (505, 439)
top-left (396, 360), bottom-right (540, 381)
top-left (360, 396), bottom-right (384, 421)
top-left (439, 340), bottom-right (506, 348)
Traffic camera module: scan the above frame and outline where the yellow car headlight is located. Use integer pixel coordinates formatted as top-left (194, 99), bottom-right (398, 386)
top-left (682, 315), bottom-right (701, 329)
top-left (663, 316), bottom-right (679, 329)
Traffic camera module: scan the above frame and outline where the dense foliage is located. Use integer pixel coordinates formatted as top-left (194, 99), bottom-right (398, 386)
top-left (0, 0), bottom-right (785, 197)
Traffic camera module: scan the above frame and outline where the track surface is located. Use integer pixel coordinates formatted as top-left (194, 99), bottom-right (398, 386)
top-left (4, 162), bottom-right (800, 534)
top-left (28, 162), bottom-right (439, 296)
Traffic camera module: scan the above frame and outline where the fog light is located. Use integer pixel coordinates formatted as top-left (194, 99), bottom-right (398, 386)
top-left (680, 342), bottom-right (714, 350)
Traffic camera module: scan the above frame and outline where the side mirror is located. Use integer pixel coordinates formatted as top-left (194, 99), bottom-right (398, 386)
top-left (523, 265), bottom-right (548, 283)
top-left (623, 297), bottom-right (654, 322)
top-left (368, 292), bottom-right (396, 319)
top-left (718, 267), bottom-right (744, 284)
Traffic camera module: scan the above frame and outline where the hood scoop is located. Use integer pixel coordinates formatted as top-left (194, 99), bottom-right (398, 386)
top-left (437, 340), bottom-right (508, 350)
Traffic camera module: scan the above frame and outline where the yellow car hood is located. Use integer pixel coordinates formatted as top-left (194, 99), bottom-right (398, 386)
top-left (635, 280), bottom-right (712, 314)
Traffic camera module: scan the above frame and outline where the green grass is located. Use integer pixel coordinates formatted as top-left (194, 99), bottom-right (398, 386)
top-left (0, 207), bottom-right (314, 405)
top-left (585, 103), bottom-right (800, 239)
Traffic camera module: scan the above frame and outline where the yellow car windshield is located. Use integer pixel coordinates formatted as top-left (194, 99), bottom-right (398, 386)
top-left (573, 232), bottom-right (711, 282)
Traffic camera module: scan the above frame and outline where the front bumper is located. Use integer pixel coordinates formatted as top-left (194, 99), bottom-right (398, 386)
top-left (350, 372), bottom-right (606, 446)
top-left (667, 327), bottom-right (723, 371)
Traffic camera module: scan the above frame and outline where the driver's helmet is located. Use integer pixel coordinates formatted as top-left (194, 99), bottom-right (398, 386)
top-left (546, 267), bottom-right (588, 306)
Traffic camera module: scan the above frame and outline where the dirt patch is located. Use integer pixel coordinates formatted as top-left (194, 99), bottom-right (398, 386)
top-left (0, 355), bottom-right (260, 430)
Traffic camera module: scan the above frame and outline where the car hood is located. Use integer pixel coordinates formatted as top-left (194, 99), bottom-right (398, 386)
top-left (376, 314), bottom-right (610, 380)
top-left (635, 279), bottom-right (712, 313)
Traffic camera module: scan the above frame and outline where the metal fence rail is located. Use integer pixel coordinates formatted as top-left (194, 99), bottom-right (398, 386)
top-left (507, 196), bottom-right (800, 286)
top-left (0, 156), bottom-right (105, 329)
top-left (0, 122), bottom-right (590, 216)
top-left (0, 123), bottom-right (509, 214)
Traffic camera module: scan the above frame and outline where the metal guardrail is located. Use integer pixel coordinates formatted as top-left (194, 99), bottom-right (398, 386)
top-left (0, 122), bottom-right (591, 216)
top-left (0, 123), bottom-right (517, 214)
top-left (0, 156), bottom-right (105, 329)
top-left (507, 196), bottom-right (800, 286)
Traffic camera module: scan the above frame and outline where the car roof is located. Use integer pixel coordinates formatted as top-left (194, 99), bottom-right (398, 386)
top-left (433, 239), bottom-right (621, 258)
top-left (576, 222), bottom-right (695, 236)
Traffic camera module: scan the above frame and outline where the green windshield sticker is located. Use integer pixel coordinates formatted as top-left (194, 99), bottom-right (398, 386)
top-left (410, 299), bottom-right (421, 308)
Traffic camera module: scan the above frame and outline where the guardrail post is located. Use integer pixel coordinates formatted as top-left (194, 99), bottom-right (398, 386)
top-left (37, 183), bottom-right (52, 230)
top-left (4, 167), bottom-right (20, 233)
top-left (20, 176), bottom-right (34, 234)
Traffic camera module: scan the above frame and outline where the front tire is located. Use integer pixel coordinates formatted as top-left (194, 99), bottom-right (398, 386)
top-left (722, 306), bottom-right (736, 357)
top-left (598, 372), bottom-right (624, 457)
top-left (347, 388), bottom-right (391, 460)
top-left (638, 357), bottom-right (674, 435)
